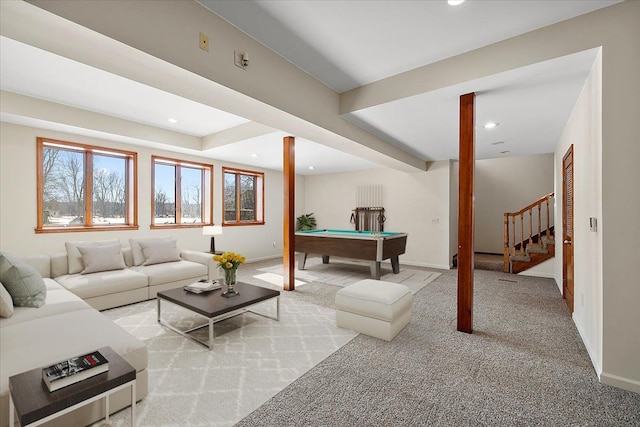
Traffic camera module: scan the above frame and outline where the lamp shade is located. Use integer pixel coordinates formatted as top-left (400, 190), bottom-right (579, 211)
top-left (202, 225), bottom-right (223, 236)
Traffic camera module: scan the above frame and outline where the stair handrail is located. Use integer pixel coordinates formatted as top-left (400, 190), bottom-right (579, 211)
top-left (503, 192), bottom-right (554, 272)
top-left (504, 192), bottom-right (555, 217)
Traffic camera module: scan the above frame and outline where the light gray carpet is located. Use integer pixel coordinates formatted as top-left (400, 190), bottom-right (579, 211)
top-left (236, 268), bottom-right (640, 427)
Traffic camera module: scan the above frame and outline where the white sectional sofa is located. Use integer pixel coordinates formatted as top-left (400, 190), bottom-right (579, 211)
top-left (0, 240), bottom-right (217, 427)
top-left (49, 246), bottom-right (215, 310)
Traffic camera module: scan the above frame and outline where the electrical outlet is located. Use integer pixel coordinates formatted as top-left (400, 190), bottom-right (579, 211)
top-left (432, 218), bottom-right (439, 224)
top-left (234, 50), bottom-right (247, 69)
top-left (199, 32), bottom-right (209, 51)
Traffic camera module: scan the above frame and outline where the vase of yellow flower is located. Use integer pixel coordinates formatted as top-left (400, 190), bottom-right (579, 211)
top-left (213, 251), bottom-right (246, 297)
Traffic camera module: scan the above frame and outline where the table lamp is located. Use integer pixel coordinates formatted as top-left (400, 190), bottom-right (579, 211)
top-left (202, 225), bottom-right (223, 253)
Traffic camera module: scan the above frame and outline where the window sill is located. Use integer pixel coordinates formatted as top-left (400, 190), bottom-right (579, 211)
top-left (35, 225), bottom-right (139, 234)
top-left (222, 222), bottom-right (265, 227)
top-left (150, 224), bottom-right (211, 230)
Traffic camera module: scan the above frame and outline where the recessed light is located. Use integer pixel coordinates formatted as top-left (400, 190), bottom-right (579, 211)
top-left (448, 0), bottom-right (465, 5)
top-left (491, 141), bottom-right (505, 145)
top-left (484, 122), bottom-right (499, 129)
top-left (168, 118), bottom-right (178, 124)
top-left (251, 153), bottom-right (258, 158)
top-left (308, 166), bottom-right (315, 170)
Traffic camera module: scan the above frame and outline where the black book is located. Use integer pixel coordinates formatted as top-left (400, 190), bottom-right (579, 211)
top-left (42, 350), bottom-right (109, 392)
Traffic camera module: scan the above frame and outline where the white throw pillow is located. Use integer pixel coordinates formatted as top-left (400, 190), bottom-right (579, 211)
top-left (77, 244), bottom-right (126, 274)
top-left (0, 282), bottom-right (14, 318)
top-left (129, 236), bottom-right (173, 266)
top-left (65, 240), bottom-right (120, 274)
top-left (138, 240), bottom-right (181, 266)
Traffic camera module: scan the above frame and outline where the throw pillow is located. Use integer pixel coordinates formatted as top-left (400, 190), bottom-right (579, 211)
top-left (138, 239), bottom-right (181, 266)
top-left (65, 240), bottom-right (120, 274)
top-left (78, 244), bottom-right (126, 274)
top-left (0, 254), bottom-right (47, 308)
top-left (130, 236), bottom-right (173, 266)
top-left (0, 282), bottom-right (14, 318)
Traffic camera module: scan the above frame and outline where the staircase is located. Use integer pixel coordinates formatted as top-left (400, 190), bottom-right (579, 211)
top-left (504, 193), bottom-right (555, 273)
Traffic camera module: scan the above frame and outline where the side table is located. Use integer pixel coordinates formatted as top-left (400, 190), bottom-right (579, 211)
top-left (8, 346), bottom-right (136, 427)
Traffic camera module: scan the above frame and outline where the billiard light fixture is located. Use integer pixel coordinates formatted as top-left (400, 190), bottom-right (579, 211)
top-left (202, 225), bottom-right (223, 253)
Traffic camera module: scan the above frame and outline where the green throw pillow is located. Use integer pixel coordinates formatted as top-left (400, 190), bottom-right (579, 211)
top-left (0, 253), bottom-right (47, 308)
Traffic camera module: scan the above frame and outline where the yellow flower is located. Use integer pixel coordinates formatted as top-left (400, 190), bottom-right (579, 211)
top-left (214, 251), bottom-right (245, 270)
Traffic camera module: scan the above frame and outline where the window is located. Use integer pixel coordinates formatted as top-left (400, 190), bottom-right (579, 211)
top-left (223, 167), bottom-right (264, 225)
top-left (152, 156), bottom-right (213, 228)
top-left (36, 138), bottom-right (137, 232)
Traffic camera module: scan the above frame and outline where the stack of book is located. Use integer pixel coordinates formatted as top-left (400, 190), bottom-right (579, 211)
top-left (42, 350), bottom-right (109, 392)
top-left (184, 279), bottom-right (221, 294)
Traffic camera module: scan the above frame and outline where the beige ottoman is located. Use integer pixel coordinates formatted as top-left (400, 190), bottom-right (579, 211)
top-left (335, 279), bottom-right (413, 341)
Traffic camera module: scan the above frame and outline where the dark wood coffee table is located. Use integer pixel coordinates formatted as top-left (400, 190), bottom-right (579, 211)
top-left (8, 346), bottom-right (136, 427)
top-left (157, 282), bottom-right (280, 350)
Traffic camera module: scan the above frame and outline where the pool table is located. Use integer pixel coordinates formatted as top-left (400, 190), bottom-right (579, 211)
top-left (295, 229), bottom-right (408, 280)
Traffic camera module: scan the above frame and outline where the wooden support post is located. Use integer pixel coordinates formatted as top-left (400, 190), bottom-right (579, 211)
top-left (283, 136), bottom-right (295, 291)
top-left (458, 92), bottom-right (475, 334)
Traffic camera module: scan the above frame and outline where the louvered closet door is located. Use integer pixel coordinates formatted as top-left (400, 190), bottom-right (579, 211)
top-left (562, 145), bottom-right (574, 313)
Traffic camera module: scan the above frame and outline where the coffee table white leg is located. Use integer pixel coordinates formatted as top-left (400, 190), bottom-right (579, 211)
top-left (105, 391), bottom-right (110, 424)
top-left (9, 393), bottom-right (14, 426)
top-left (131, 380), bottom-right (136, 427)
top-left (209, 318), bottom-right (214, 350)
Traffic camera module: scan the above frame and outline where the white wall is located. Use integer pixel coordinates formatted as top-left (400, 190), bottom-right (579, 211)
top-left (450, 155), bottom-right (554, 257)
top-left (303, 161), bottom-right (452, 269)
top-left (475, 154), bottom-right (554, 254)
top-left (0, 122), bottom-right (294, 262)
top-left (554, 52), bottom-right (604, 378)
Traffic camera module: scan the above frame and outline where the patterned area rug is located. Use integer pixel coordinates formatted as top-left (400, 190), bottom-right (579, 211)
top-left (94, 290), bottom-right (357, 426)
top-left (255, 257), bottom-right (441, 294)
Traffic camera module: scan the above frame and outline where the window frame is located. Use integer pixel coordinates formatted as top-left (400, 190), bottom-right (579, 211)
top-left (222, 166), bottom-right (265, 226)
top-left (151, 155), bottom-right (214, 229)
top-left (36, 137), bottom-right (138, 233)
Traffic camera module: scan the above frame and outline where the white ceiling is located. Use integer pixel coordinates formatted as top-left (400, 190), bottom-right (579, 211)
top-left (0, 1), bottom-right (619, 173)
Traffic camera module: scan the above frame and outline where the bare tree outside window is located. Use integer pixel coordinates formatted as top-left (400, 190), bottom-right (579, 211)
top-left (93, 154), bottom-right (126, 224)
top-left (223, 167), bottom-right (264, 225)
top-left (36, 138), bottom-right (137, 232)
top-left (151, 156), bottom-right (212, 228)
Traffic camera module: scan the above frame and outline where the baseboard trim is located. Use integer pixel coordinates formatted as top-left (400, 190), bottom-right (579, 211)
top-left (401, 261), bottom-right (451, 270)
top-left (573, 316), bottom-right (602, 378)
top-left (246, 254), bottom-right (282, 264)
top-left (517, 271), bottom-right (555, 279)
top-left (600, 371), bottom-right (640, 394)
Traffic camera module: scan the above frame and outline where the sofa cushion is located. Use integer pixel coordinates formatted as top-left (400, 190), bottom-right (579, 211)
top-left (65, 240), bottom-right (120, 274)
top-left (0, 283), bottom-right (13, 318)
top-left (0, 308), bottom-right (148, 398)
top-left (133, 260), bottom-right (207, 286)
top-left (0, 279), bottom-right (90, 328)
top-left (0, 253), bottom-right (47, 308)
top-left (139, 239), bottom-right (181, 266)
top-left (78, 244), bottom-right (126, 274)
top-left (130, 236), bottom-right (172, 266)
top-left (55, 269), bottom-right (148, 300)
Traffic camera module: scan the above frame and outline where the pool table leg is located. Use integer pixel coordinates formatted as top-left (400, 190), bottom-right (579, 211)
top-left (298, 253), bottom-right (307, 270)
top-left (322, 255), bottom-right (330, 264)
top-left (370, 262), bottom-right (381, 280)
top-left (391, 256), bottom-right (400, 274)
